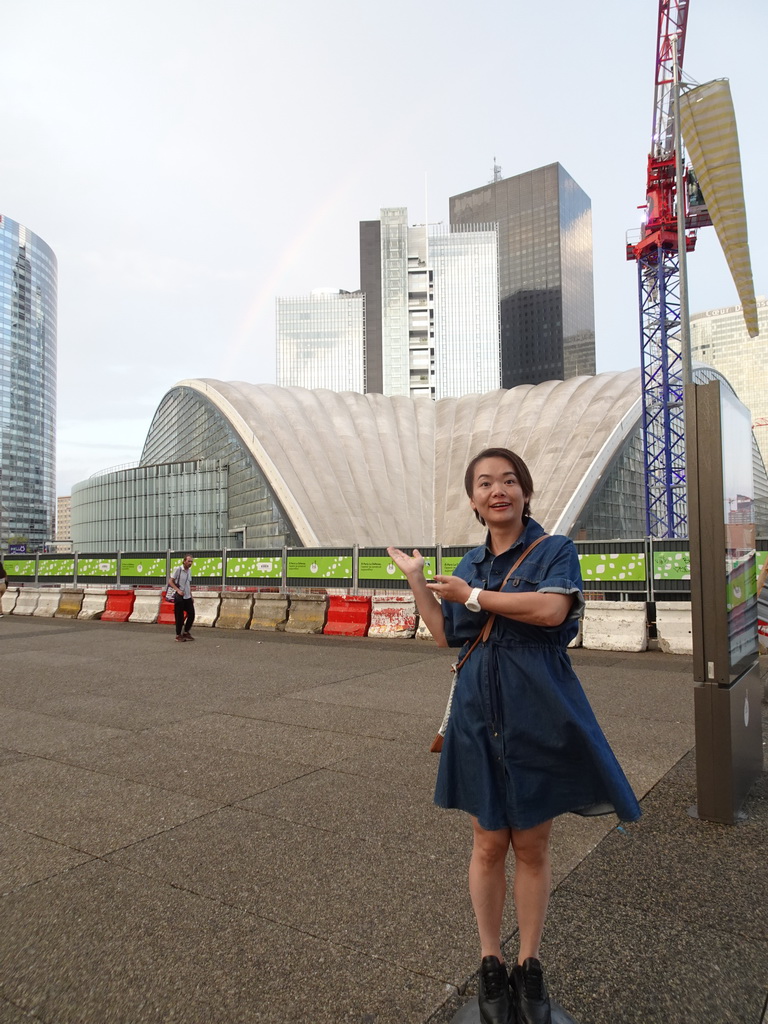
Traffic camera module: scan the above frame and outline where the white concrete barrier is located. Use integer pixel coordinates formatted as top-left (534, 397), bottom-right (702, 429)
top-left (13, 588), bottom-right (41, 616)
top-left (193, 590), bottom-right (221, 627)
top-left (568, 616), bottom-right (583, 649)
top-left (655, 601), bottom-right (693, 655)
top-left (368, 595), bottom-right (418, 638)
top-left (283, 594), bottom-right (327, 634)
top-left (33, 589), bottom-right (62, 617)
top-left (78, 588), bottom-right (108, 620)
top-left (250, 593), bottom-right (288, 631)
top-left (582, 601), bottom-right (647, 652)
top-left (1, 587), bottom-right (19, 615)
top-left (129, 589), bottom-right (163, 624)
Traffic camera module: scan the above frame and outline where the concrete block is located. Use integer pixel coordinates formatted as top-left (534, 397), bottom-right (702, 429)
top-left (582, 601), bottom-right (647, 652)
top-left (216, 591), bottom-right (254, 629)
top-left (655, 601), bottom-right (693, 655)
top-left (54, 589), bottom-right (85, 619)
top-left (283, 594), bottom-right (327, 634)
top-left (250, 593), bottom-right (288, 632)
top-left (33, 589), bottom-right (62, 618)
top-left (1, 587), bottom-right (19, 614)
top-left (368, 595), bottom-right (417, 639)
top-left (193, 591), bottom-right (222, 627)
top-left (567, 616), bottom-right (583, 649)
top-left (13, 588), bottom-right (41, 616)
top-left (129, 590), bottom-right (163, 624)
top-left (78, 589), bottom-right (108, 620)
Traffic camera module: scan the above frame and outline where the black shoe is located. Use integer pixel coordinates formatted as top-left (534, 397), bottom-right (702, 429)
top-left (478, 955), bottom-right (513, 1024)
top-left (511, 958), bottom-right (551, 1024)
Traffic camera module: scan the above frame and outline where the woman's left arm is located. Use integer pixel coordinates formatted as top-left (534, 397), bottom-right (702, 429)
top-left (427, 576), bottom-right (572, 627)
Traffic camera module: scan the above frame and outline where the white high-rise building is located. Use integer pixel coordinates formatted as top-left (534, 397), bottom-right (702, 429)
top-left (690, 297), bottom-right (768, 466)
top-left (360, 208), bottom-right (499, 399)
top-left (276, 289), bottom-right (365, 392)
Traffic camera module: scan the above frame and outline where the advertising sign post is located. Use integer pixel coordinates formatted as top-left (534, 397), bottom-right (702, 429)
top-left (686, 381), bottom-right (764, 823)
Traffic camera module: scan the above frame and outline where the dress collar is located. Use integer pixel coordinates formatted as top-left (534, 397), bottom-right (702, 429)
top-left (470, 517), bottom-right (544, 563)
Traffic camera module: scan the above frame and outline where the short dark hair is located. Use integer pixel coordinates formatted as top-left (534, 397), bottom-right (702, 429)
top-left (464, 447), bottom-right (534, 526)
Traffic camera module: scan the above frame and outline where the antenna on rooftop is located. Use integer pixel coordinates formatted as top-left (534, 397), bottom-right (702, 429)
top-left (490, 157), bottom-right (503, 183)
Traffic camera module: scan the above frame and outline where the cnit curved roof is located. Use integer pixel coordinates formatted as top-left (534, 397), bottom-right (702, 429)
top-left (170, 371), bottom-right (641, 546)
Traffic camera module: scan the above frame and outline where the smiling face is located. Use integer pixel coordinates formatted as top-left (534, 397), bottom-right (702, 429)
top-left (470, 456), bottom-right (530, 532)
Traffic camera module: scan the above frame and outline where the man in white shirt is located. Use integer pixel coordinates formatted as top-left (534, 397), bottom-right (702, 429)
top-left (168, 554), bottom-right (195, 642)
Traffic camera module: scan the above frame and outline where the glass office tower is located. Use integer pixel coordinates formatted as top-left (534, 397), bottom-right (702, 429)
top-left (276, 290), bottom-right (365, 392)
top-left (449, 163), bottom-right (596, 388)
top-left (0, 216), bottom-right (57, 551)
top-left (690, 298), bottom-right (768, 469)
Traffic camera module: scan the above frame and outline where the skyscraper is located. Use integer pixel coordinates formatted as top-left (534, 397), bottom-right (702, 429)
top-left (359, 208), bottom-right (499, 398)
top-left (690, 297), bottom-right (768, 466)
top-left (449, 163), bottom-right (596, 388)
top-left (0, 216), bottom-right (57, 551)
top-left (276, 289), bottom-right (365, 392)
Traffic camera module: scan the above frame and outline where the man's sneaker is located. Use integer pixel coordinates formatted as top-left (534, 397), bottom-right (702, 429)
top-left (182, 632), bottom-right (195, 641)
top-left (478, 955), bottom-right (513, 1024)
top-left (175, 635), bottom-right (187, 642)
top-left (511, 958), bottom-right (551, 1024)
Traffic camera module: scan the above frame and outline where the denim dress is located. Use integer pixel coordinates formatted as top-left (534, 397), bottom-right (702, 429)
top-left (435, 518), bottom-right (641, 831)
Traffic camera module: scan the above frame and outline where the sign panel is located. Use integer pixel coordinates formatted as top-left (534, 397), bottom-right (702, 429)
top-left (77, 558), bottom-right (118, 577)
top-left (286, 555), bottom-right (352, 580)
top-left (358, 556), bottom-right (435, 582)
top-left (120, 557), bottom-right (166, 577)
top-left (171, 556), bottom-right (222, 578)
top-left (38, 558), bottom-right (75, 577)
top-left (653, 551), bottom-right (691, 580)
top-left (578, 552), bottom-right (646, 582)
top-left (2, 558), bottom-right (35, 576)
top-left (226, 555), bottom-right (281, 579)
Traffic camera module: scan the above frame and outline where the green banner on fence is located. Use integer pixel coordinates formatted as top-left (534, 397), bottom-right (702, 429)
top-left (358, 556), bottom-right (435, 581)
top-left (2, 559), bottom-right (35, 576)
top-left (441, 557), bottom-right (462, 576)
top-left (171, 556), bottom-right (222, 577)
top-left (578, 552), bottom-right (646, 582)
top-left (38, 559), bottom-right (75, 576)
top-left (226, 555), bottom-right (282, 579)
top-left (287, 555), bottom-right (352, 580)
top-left (120, 557), bottom-right (166, 577)
top-left (77, 558), bottom-right (118, 577)
top-left (653, 551), bottom-right (690, 580)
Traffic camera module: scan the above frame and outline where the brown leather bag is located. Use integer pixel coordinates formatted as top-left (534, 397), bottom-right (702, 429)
top-left (430, 535), bottom-right (549, 753)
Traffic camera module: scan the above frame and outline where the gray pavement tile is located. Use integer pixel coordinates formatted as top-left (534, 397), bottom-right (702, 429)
top-left (594, 714), bottom-right (694, 798)
top-left (239, 765), bottom-right (471, 851)
top-left (0, 706), bottom-right (129, 756)
top-left (0, 997), bottom-right (36, 1023)
top-left (0, 750), bottom-right (29, 768)
top-left (208, 692), bottom-right (434, 742)
top-left (106, 805), bottom-right (486, 981)
top-left (0, 758), bottom-right (215, 856)
top-left (287, 668), bottom-right (455, 720)
top-left (0, 822), bottom-right (95, 894)
top-left (331, 737), bottom-right (447, 792)
top-left (0, 858), bottom-right (450, 1023)
top-left (5, 692), bottom-right (213, 732)
top-left (540, 889), bottom-right (768, 1024)
top-left (145, 712), bottom-right (376, 767)
top-left (55, 732), bottom-right (314, 803)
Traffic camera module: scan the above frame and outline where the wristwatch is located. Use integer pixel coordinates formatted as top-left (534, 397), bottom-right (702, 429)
top-left (465, 587), bottom-right (482, 613)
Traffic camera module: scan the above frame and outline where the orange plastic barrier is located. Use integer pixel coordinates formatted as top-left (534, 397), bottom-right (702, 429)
top-left (100, 589), bottom-right (136, 623)
top-left (157, 595), bottom-right (176, 625)
top-left (323, 595), bottom-right (372, 637)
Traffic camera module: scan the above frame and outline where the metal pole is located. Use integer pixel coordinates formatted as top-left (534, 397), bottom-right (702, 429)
top-left (672, 33), bottom-right (693, 387)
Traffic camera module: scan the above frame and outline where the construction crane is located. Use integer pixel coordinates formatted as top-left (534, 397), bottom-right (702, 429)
top-left (626, 0), bottom-right (711, 539)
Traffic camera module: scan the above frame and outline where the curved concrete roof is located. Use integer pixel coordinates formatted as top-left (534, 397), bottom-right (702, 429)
top-left (172, 371), bottom-right (642, 546)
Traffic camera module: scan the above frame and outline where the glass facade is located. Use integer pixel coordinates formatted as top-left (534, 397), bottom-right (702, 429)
top-left (380, 208), bottom-right (410, 397)
top-left (71, 460), bottom-right (228, 552)
top-left (141, 387), bottom-right (300, 548)
top-left (70, 387), bottom-right (303, 552)
top-left (449, 163), bottom-right (596, 388)
top-left (690, 298), bottom-right (768, 467)
top-left (0, 215), bottom-right (57, 551)
top-left (276, 290), bottom-right (365, 392)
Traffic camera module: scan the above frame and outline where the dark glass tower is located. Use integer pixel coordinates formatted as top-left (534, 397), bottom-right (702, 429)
top-left (449, 163), bottom-right (595, 388)
top-left (0, 216), bottom-right (57, 551)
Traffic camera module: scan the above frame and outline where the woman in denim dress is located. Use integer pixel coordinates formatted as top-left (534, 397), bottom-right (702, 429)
top-left (388, 448), bottom-right (640, 1024)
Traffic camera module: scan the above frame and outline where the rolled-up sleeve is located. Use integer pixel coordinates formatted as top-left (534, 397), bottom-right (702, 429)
top-left (535, 538), bottom-right (585, 621)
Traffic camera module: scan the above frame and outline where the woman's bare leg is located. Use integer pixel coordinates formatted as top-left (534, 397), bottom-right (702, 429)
top-left (468, 817), bottom-right (512, 960)
top-left (510, 820), bottom-right (553, 963)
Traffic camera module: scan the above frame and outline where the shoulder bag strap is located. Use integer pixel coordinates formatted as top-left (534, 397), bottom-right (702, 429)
top-left (452, 533), bottom-right (549, 674)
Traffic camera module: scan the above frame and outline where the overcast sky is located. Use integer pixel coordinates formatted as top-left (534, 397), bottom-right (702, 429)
top-left (2, 0), bottom-right (766, 496)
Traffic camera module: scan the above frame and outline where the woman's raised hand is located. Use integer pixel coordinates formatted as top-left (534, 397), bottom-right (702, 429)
top-left (387, 546), bottom-right (425, 577)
